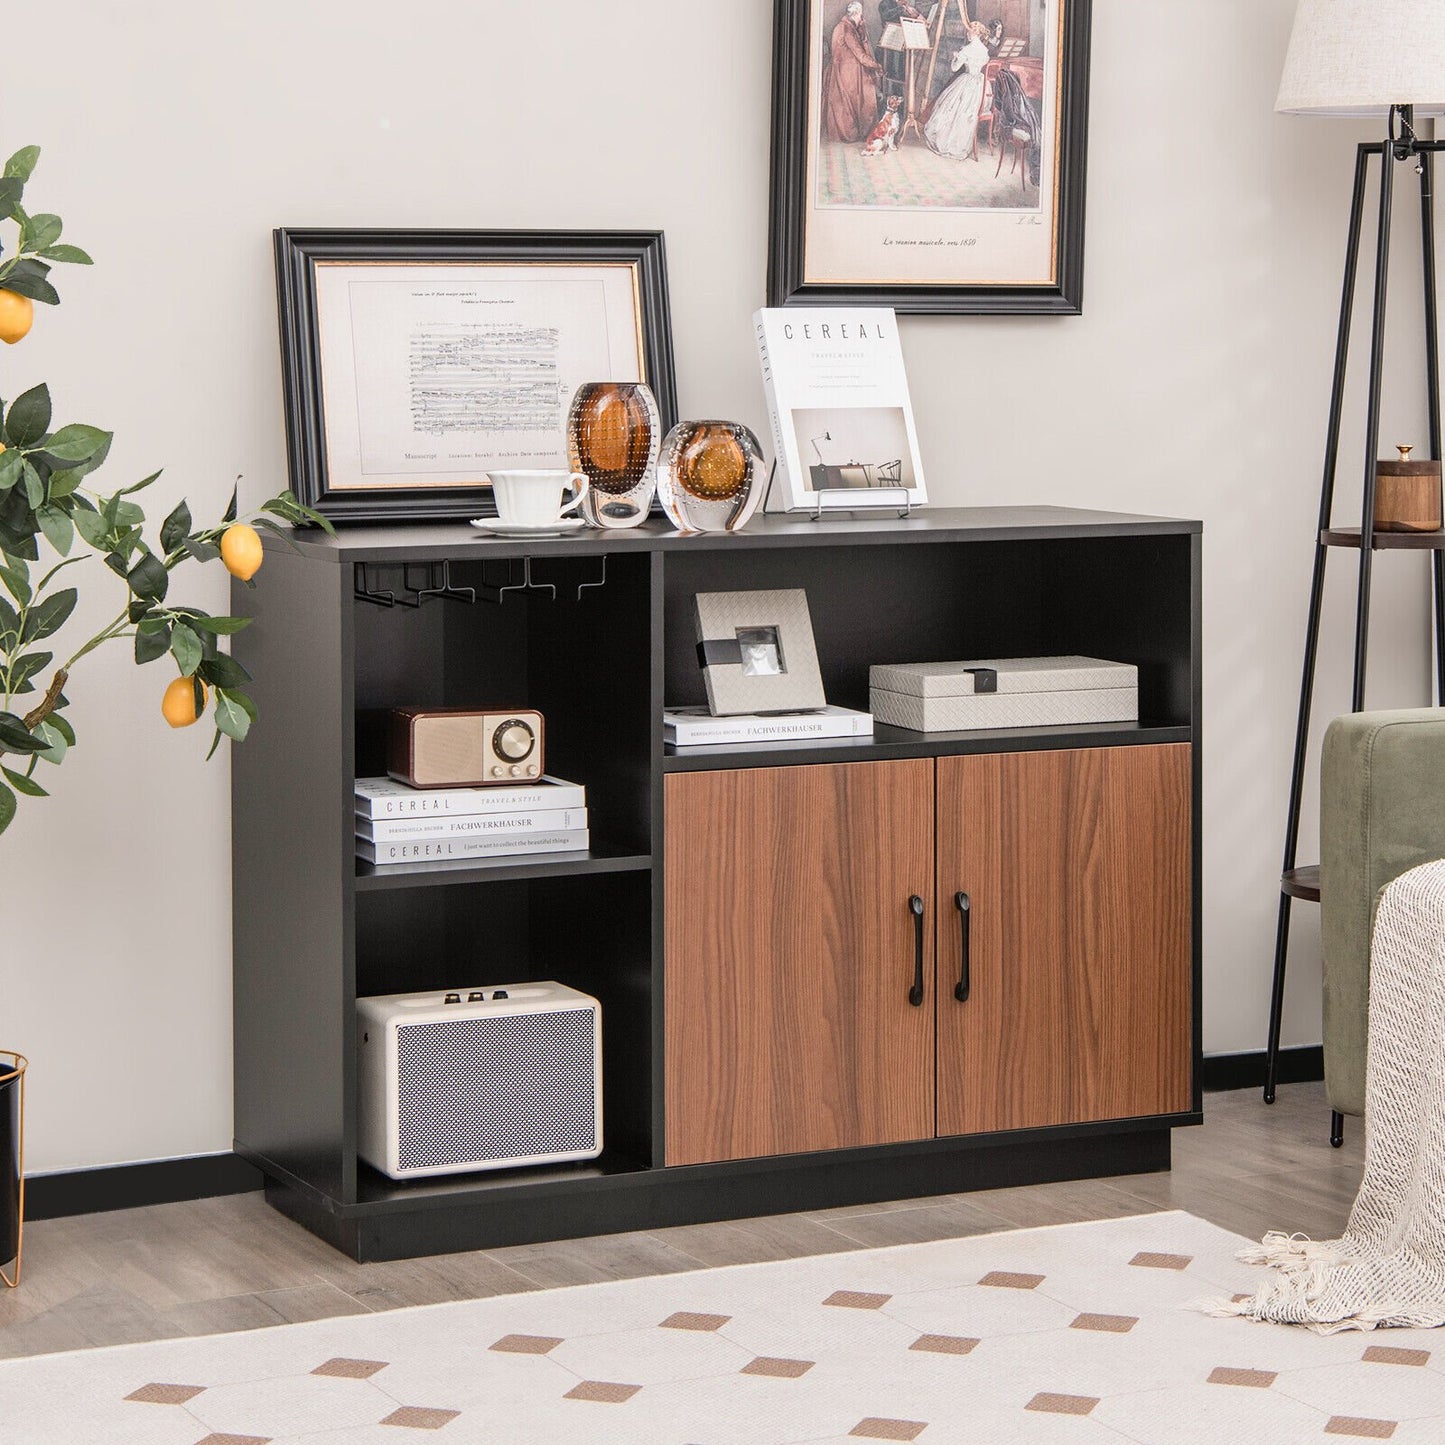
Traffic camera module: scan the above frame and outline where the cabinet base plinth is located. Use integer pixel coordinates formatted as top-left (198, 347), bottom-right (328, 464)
top-left (259, 1126), bottom-right (1179, 1263)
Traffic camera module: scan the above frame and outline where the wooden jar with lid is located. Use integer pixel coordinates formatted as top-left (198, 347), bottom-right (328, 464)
top-left (1375, 445), bottom-right (1443, 533)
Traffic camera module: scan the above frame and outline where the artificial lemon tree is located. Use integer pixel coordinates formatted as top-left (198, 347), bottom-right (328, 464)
top-left (0, 145), bottom-right (330, 835)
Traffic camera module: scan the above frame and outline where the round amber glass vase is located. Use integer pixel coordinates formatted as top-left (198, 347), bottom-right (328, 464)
top-left (566, 382), bottom-right (661, 529)
top-left (657, 420), bottom-right (765, 534)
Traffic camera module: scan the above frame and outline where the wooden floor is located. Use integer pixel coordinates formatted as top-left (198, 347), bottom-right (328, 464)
top-left (0, 1083), bottom-right (1362, 1360)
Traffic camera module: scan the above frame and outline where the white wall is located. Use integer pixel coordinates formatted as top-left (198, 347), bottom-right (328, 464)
top-left (3, 0), bottom-right (1437, 1172)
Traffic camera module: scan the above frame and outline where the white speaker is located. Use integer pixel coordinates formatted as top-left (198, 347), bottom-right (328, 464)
top-left (356, 982), bottom-right (602, 1180)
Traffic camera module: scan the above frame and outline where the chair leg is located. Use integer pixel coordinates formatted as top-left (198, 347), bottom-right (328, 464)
top-left (1330, 1111), bottom-right (1345, 1148)
top-left (996, 138), bottom-right (1006, 178)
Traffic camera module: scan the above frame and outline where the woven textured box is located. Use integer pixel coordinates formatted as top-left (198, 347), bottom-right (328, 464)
top-left (869, 656), bottom-right (1138, 732)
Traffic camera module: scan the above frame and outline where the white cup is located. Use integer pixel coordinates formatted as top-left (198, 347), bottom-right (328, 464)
top-left (487, 470), bottom-right (590, 527)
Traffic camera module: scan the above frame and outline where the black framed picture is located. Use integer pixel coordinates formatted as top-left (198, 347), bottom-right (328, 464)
top-left (767, 0), bottom-right (1092, 315)
top-left (274, 229), bottom-right (677, 523)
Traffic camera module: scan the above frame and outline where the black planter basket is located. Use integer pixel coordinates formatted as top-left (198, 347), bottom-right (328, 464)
top-left (1, 1052), bottom-right (24, 1288)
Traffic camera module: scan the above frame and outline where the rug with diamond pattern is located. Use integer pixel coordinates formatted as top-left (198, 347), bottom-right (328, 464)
top-left (3, 1211), bottom-right (1444, 1444)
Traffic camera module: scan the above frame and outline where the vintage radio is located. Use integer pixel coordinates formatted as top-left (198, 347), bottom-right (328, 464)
top-left (357, 982), bottom-right (602, 1180)
top-left (387, 707), bottom-right (545, 788)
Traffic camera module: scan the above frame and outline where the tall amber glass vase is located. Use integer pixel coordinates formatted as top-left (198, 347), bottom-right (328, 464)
top-left (566, 382), bottom-right (660, 529)
top-left (0, 1051), bottom-right (24, 1288)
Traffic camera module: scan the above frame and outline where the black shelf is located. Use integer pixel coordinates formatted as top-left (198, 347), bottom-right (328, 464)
top-left (353, 1150), bottom-right (652, 1214)
top-left (355, 842), bottom-right (651, 891)
top-left (663, 721), bottom-right (1192, 773)
top-left (233, 506), bottom-right (1203, 1261)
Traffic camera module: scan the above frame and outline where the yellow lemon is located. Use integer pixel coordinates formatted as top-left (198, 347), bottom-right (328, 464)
top-left (0, 290), bottom-right (34, 345)
top-left (220, 523), bottom-right (263, 581)
top-left (161, 676), bottom-right (208, 729)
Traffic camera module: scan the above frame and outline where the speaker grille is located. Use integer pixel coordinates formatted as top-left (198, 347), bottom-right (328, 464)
top-left (395, 1009), bottom-right (597, 1171)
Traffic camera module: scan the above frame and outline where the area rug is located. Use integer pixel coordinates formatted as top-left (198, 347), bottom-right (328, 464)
top-left (2, 1211), bottom-right (1444, 1444)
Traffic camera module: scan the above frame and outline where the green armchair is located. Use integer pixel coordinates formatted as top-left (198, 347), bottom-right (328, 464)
top-left (1320, 707), bottom-right (1445, 1135)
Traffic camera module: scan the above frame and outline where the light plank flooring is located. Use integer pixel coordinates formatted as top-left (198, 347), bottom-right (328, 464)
top-left (0, 1083), bottom-right (1362, 1360)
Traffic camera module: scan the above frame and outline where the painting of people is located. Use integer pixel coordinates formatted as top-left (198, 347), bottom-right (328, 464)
top-left (767, 0), bottom-right (1089, 313)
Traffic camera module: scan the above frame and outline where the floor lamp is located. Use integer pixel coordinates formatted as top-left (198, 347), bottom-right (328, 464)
top-left (1265, 0), bottom-right (1445, 1139)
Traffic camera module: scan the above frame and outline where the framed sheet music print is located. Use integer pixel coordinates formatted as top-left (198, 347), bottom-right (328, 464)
top-left (274, 229), bottom-right (677, 522)
top-left (767, 0), bottom-right (1092, 315)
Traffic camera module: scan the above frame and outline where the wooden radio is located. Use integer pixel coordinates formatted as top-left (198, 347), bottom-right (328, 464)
top-left (387, 707), bottom-right (545, 788)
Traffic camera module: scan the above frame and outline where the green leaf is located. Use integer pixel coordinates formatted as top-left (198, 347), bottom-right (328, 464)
top-left (41, 424), bottom-right (111, 463)
top-left (0, 260), bottom-right (58, 305)
top-left (3, 147), bottom-right (38, 181)
top-left (38, 244), bottom-right (92, 266)
top-left (23, 587), bottom-right (76, 642)
top-left (197, 653), bottom-right (252, 688)
top-left (214, 690), bottom-right (251, 742)
top-left (104, 550), bottom-right (129, 579)
top-left (36, 504), bottom-right (73, 556)
top-left (127, 552), bottom-right (168, 602)
top-left (0, 713), bottom-right (47, 753)
top-left (2, 765), bottom-right (46, 798)
top-left (73, 505), bottom-right (109, 549)
top-left (0, 779), bottom-right (14, 835)
top-left (22, 461), bottom-right (43, 509)
top-left (46, 468), bottom-right (84, 499)
top-left (170, 623), bottom-right (202, 676)
top-left (8, 651), bottom-right (52, 692)
top-left (160, 499), bottom-right (191, 553)
top-left (182, 536), bottom-right (220, 563)
top-left (224, 687), bottom-right (258, 723)
top-left (24, 213), bottom-right (61, 251)
top-left (204, 726), bottom-right (223, 762)
top-left (113, 500), bottom-right (145, 527)
top-left (222, 485), bottom-right (238, 524)
top-left (187, 613), bottom-right (252, 635)
top-left (0, 177), bottom-right (21, 224)
top-left (33, 719), bottom-right (66, 764)
top-left (134, 618), bottom-right (172, 664)
top-left (0, 555), bottom-right (30, 605)
top-left (0, 596), bottom-right (17, 643)
top-left (47, 713), bottom-right (75, 747)
top-left (0, 449), bottom-right (23, 493)
top-left (117, 471), bottom-right (161, 497)
top-left (5, 384), bottom-right (51, 447)
top-left (127, 598), bottom-right (153, 624)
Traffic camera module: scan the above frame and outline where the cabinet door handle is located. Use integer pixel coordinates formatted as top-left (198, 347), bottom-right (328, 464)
top-left (954, 890), bottom-right (971, 1003)
top-left (908, 894), bottom-right (926, 1006)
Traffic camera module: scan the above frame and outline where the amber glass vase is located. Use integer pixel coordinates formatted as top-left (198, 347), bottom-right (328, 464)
top-left (657, 421), bottom-right (765, 534)
top-left (566, 382), bottom-right (660, 529)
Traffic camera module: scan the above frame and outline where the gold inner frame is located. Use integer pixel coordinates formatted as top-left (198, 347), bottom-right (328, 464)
top-left (313, 259), bottom-right (649, 493)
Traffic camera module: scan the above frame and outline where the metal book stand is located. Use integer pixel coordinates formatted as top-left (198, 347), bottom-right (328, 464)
top-left (760, 459), bottom-right (917, 521)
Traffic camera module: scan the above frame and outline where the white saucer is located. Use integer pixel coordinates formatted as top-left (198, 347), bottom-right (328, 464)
top-left (469, 518), bottom-right (589, 538)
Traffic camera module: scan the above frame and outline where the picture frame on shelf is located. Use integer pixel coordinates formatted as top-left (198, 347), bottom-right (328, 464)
top-left (694, 589), bottom-right (828, 716)
top-left (767, 0), bottom-right (1092, 316)
top-left (274, 228), bottom-right (677, 523)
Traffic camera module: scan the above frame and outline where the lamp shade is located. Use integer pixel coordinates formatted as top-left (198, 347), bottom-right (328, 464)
top-left (1276, 0), bottom-right (1445, 116)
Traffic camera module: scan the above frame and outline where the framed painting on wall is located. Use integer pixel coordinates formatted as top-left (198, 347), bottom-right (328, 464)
top-left (274, 229), bottom-right (677, 523)
top-left (767, 0), bottom-right (1092, 315)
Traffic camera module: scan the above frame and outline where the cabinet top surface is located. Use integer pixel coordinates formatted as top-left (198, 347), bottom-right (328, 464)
top-left (269, 506), bottom-right (1201, 564)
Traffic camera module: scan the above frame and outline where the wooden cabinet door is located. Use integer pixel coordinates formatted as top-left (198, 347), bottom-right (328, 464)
top-left (665, 760), bottom-right (935, 1166)
top-left (935, 745), bottom-right (1192, 1136)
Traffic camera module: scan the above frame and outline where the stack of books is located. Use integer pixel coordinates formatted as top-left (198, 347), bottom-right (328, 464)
top-left (355, 775), bottom-right (589, 867)
top-left (664, 705), bottom-right (873, 748)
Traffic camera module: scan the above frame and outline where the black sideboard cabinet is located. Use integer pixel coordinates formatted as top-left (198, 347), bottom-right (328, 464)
top-left (231, 506), bottom-right (1202, 1261)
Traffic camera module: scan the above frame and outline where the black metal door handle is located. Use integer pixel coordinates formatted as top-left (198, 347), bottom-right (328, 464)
top-left (908, 895), bottom-right (925, 1006)
top-left (954, 891), bottom-right (971, 1002)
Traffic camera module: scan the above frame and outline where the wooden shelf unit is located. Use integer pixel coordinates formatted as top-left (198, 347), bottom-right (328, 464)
top-left (231, 506), bottom-right (1203, 1261)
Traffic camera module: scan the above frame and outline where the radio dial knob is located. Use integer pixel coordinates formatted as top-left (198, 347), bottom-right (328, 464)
top-left (494, 720), bottom-right (535, 761)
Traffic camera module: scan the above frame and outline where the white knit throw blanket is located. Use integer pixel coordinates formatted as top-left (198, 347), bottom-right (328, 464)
top-left (1206, 859), bottom-right (1445, 1332)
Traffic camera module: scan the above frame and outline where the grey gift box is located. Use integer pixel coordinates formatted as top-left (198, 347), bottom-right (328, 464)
top-left (869, 656), bottom-right (1138, 733)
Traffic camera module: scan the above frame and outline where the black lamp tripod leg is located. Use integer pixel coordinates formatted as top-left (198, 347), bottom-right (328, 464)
top-left (1421, 149), bottom-right (1445, 701)
top-left (1264, 144), bottom-right (1373, 1105)
top-left (1352, 141), bottom-right (1395, 712)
